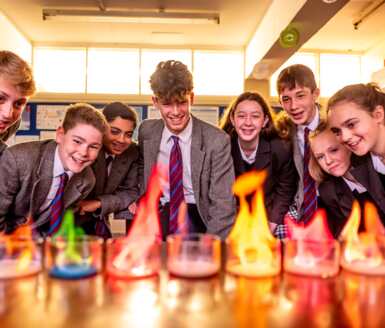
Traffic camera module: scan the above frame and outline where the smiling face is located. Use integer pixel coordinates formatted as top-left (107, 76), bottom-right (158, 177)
top-left (279, 84), bottom-right (319, 125)
top-left (310, 129), bottom-right (351, 177)
top-left (104, 117), bottom-right (134, 155)
top-left (328, 101), bottom-right (384, 156)
top-left (0, 77), bottom-right (28, 134)
top-left (230, 99), bottom-right (267, 145)
top-left (153, 93), bottom-right (193, 135)
top-left (56, 123), bottom-right (103, 173)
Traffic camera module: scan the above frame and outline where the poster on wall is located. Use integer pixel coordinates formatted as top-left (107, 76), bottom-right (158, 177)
top-left (18, 105), bottom-right (32, 130)
top-left (36, 105), bottom-right (67, 130)
top-left (147, 106), bottom-right (219, 126)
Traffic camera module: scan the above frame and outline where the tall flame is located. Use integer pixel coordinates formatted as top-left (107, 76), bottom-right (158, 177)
top-left (112, 166), bottom-right (162, 269)
top-left (340, 201), bottom-right (384, 269)
top-left (227, 171), bottom-right (279, 275)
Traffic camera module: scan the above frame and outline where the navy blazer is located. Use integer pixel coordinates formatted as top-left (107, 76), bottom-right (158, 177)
top-left (231, 135), bottom-right (297, 225)
top-left (319, 154), bottom-right (385, 238)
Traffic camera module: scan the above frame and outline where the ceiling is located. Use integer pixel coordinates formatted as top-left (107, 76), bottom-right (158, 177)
top-left (1, 0), bottom-right (385, 72)
top-left (0, 0), bottom-right (272, 48)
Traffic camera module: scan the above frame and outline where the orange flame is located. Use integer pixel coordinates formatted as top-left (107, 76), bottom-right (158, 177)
top-left (0, 218), bottom-right (34, 272)
top-left (112, 167), bottom-right (162, 270)
top-left (341, 201), bottom-right (384, 269)
top-left (227, 171), bottom-right (280, 276)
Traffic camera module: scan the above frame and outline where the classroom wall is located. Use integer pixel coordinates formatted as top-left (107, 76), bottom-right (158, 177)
top-left (0, 11), bottom-right (32, 62)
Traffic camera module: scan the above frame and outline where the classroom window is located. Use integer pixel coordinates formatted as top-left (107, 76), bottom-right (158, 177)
top-left (140, 49), bottom-right (192, 95)
top-left (87, 48), bottom-right (140, 94)
top-left (270, 52), bottom-right (318, 97)
top-left (319, 54), bottom-right (361, 97)
top-left (193, 51), bottom-right (244, 96)
top-left (33, 47), bottom-right (86, 93)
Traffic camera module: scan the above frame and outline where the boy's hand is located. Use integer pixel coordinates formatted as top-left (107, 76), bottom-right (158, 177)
top-left (128, 202), bottom-right (137, 215)
top-left (78, 200), bottom-right (101, 215)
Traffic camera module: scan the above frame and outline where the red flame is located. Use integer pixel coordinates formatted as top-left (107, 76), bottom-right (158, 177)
top-left (112, 167), bottom-right (162, 269)
top-left (286, 209), bottom-right (333, 242)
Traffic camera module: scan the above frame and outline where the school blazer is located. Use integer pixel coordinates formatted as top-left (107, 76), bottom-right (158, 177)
top-left (319, 154), bottom-right (385, 238)
top-left (138, 115), bottom-right (236, 239)
top-left (0, 119), bottom-right (20, 158)
top-left (0, 140), bottom-right (95, 233)
top-left (231, 135), bottom-right (297, 225)
top-left (78, 144), bottom-right (139, 227)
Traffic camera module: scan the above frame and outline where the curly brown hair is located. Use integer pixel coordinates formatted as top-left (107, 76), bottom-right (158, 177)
top-left (150, 60), bottom-right (193, 102)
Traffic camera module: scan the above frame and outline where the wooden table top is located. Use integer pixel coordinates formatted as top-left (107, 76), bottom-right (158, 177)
top-left (1, 264), bottom-right (385, 328)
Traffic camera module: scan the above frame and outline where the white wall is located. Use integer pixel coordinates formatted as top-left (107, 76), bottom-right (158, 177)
top-left (0, 11), bottom-right (32, 63)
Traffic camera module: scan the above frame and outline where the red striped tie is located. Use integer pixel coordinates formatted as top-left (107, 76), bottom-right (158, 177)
top-left (301, 128), bottom-right (317, 223)
top-left (169, 136), bottom-right (184, 234)
top-left (48, 172), bottom-right (68, 236)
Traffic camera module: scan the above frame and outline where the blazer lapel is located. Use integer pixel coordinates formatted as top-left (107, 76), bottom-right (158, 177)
top-left (254, 137), bottom-right (270, 170)
top-left (30, 142), bottom-right (56, 215)
top-left (105, 150), bottom-right (132, 193)
top-left (143, 120), bottom-right (163, 187)
top-left (191, 117), bottom-right (205, 206)
top-left (351, 155), bottom-right (385, 214)
top-left (93, 150), bottom-right (107, 195)
top-left (63, 168), bottom-right (93, 209)
top-left (292, 131), bottom-right (303, 178)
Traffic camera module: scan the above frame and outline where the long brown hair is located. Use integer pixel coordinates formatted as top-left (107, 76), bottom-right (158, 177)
top-left (219, 91), bottom-right (277, 139)
top-left (328, 83), bottom-right (385, 125)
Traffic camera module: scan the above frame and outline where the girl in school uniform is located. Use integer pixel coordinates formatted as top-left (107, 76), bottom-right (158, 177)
top-left (327, 83), bottom-right (385, 186)
top-left (220, 91), bottom-right (297, 236)
top-left (309, 121), bottom-right (385, 238)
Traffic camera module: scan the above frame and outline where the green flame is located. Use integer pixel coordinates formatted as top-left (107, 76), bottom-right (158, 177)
top-left (54, 209), bottom-right (86, 263)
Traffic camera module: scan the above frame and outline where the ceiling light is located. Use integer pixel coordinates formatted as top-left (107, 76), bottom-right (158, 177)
top-left (42, 9), bottom-right (220, 25)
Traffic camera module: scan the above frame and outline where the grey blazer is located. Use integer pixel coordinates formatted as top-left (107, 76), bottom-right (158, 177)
top-left (0, 119), bottom-right (21, 158)
top-left (138, 115), bottom-right (236, 239)
top-left (0, 140), bottom-right (95, 233)
top-left (78, 144), bottom-right (139, 228)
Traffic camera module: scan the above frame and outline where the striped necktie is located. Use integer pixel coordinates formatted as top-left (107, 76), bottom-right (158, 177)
top-left (169, 136), bottom-right (184, 234)
top-left (301, 127), bottom-right (317, 223)
top-left (48, 172), bottom-right (69, 236)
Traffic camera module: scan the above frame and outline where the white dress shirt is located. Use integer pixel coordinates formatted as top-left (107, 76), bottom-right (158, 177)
top-left (296, 108), bottom-right (320, 157)
top-left (157, 117), bottom-right (195, 205)
top-left (371, 152), bottom-right (385, 175)
top-left (238, 138), bottom-right (258, 164)
top-left (39, 147), bottom-right (74, 214)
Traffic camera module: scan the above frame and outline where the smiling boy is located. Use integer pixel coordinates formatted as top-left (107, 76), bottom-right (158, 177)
top-left (0, 51), bottom-right (36, 155)
top-left (0, 103), bottom-right (107, 235)
top-left (77, 102), bottom-right (139, 237)
top-left (138, 60), bottom-right (235, 239)
top-left (276, 64), bottom-right (321, 224)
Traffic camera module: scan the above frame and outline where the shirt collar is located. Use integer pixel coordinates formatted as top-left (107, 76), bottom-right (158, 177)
top-left (54, 146), bottom-right (74, 180)
top-left (164, 115), bottom-right (193, 144)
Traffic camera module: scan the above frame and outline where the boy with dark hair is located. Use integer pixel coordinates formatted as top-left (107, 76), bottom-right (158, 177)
top-left (0, 50), bottom-right (36, 155)
top-left (276, 64), bottom-right (321, 226)
top-left (78, 102), bottom-right (139, 238)
top-left (138, 60), bottom-right (236, 239)
top-left (0, 103), bottom-right (107, 235)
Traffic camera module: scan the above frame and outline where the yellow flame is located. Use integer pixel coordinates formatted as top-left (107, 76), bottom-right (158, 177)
top-left (341, 201), bottom-right (383, 266)
top-left (228, 171), bottom-right (276, 271)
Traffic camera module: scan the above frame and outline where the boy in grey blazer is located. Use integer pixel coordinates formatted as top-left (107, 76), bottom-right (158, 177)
top-left (0, 103), bottom-right (108, 235)
top-left (0, 51), bottom-right (36, 156)
top-left (138, 60), bottom-right (236, 239)
top-left (77, 102), bottom-right (139, 237)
